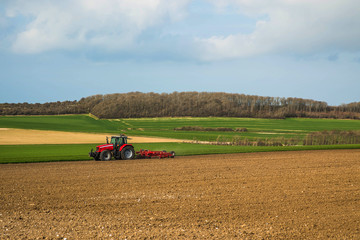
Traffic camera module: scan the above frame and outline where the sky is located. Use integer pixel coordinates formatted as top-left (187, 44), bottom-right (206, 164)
top-left (0, 0), bottom-right (359, 106)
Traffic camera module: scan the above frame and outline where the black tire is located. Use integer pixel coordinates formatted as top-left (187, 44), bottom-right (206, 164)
top-left (100, 150), bottom-right (112, 161)
top-left (170, 151), bottom-right (175, 158)
top-left (121, 146), bottom-right (135, 160)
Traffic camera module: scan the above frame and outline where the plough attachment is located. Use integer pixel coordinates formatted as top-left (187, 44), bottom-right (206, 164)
top-left (136, 149), bottom-right (175, 159)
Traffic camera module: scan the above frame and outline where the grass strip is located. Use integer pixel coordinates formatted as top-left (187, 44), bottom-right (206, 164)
top-left (0, 143), bottom-right (359, 164)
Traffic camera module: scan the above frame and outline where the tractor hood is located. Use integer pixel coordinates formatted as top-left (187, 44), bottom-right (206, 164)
top-left (96, 144), bottom-right (114, 151)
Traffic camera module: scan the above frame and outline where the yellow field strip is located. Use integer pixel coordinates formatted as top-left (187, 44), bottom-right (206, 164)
top-left (0, 128), bottom-right (182, 145)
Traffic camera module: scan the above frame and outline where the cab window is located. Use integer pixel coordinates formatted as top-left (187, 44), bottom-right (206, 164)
top-left (111, 137), bottom-right (126, 145)
top-left (110, 137), bottom-right (117, 144)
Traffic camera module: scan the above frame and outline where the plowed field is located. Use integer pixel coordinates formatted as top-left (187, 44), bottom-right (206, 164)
top-left (1, 150), bottom-right (359, 239)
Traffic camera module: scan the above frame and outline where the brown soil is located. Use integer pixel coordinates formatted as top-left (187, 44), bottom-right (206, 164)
top-left (0, 150), bottom-right (359, 239)
top-left (0, 128), bottom-right (182, 145)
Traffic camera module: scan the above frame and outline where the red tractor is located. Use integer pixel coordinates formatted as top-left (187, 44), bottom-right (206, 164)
top-left (89, 135), bottom-right (135, 161)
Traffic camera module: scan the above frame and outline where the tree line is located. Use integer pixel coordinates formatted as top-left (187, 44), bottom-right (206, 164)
top-left (1, 92), bottom-right (360, 119)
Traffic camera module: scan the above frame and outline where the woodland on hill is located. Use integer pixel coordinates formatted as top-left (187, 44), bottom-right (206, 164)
top-left (1, 92), bottom-right (360, 119)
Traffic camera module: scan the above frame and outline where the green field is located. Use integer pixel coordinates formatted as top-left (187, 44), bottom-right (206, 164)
top-left (1, 115), bottom-right (359, 163)
top-left (121, 117), bottom-right (360, 141)
top-left (1, 143), bottom-right (359, 164)
top-left (1, 114), bottom-right (360, 141)
top-left (0, 115), bottom-right (120, 133)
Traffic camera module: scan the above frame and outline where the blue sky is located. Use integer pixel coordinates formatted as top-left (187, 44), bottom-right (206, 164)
top-left (1, 0), bottom-right (359, 105)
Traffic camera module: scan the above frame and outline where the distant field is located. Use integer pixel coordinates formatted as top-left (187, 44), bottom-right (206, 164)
top-left (1, 115), bottom-right (359, 163)
top-left (0, 128), bottom-right (182, 145)
top-left (1, 115), bottom-right (360, 142)
top-left (1, 143), bottom-right (360, 164)
top-left (122, 117), bottom-right (360, 141)
top-left (0, 115), bottom-right (120, 133)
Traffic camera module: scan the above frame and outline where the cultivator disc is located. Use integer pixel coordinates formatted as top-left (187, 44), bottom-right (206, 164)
top-left (136, 149), bottom-right (175, 159)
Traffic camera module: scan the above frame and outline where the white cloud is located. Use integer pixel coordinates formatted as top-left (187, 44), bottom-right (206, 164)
top-left (4, 0), bottom-right (360, 61)
top-left (6, 0), bottom-right (190, 53)
top-left (197, 0), bottom-right (360, 60)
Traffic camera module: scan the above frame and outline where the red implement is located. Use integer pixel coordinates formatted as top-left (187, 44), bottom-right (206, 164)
top-left (136, 149), bottom-right (175, 159)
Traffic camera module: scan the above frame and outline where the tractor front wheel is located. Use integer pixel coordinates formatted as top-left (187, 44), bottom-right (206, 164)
top-left (100, 150), bottom-right (112, 161)
top-left (121, 146), bottom-right (135, 160)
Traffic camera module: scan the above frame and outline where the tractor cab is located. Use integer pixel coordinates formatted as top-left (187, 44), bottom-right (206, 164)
top-left (108, 135), bottom-right (128, 146)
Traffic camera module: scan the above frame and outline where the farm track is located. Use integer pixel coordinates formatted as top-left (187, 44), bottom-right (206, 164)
top-left (0, 150), bottom-right (359, 239)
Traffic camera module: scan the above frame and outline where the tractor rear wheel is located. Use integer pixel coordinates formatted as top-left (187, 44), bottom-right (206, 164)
top-left (121, 146), bottom-right (135, 160)
top-left (100, 150), bottom-right (112, 161)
